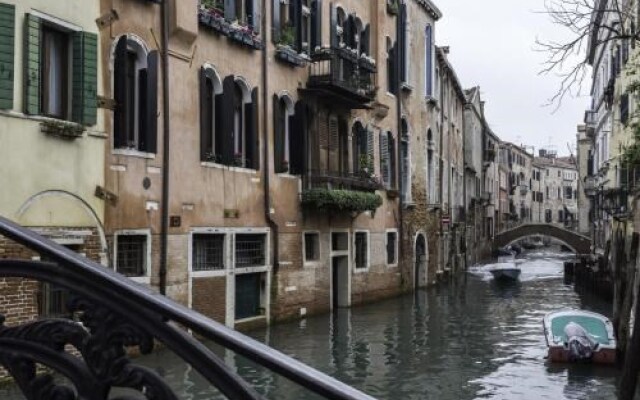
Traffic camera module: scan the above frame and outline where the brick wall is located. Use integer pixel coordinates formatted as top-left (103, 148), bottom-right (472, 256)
top-left (192, 276), bottom-right (227, 323)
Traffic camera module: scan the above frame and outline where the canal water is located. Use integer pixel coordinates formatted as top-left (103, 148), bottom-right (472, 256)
top-left (0, 248), bottom-right (624, 399)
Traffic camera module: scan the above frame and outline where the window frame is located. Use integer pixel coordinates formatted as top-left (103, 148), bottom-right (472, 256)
top-left (191, 232), bottom-right (227, 276)
top-left (113, 229), bottom-right (152, 284)
top-left (303, 231), bottom-right (321, 266)
top-left (40, 23), bottom-right (72, 120)
top-left (386, 229), bottom-right (398, 267)
top-left (353, 230), bottom-right (370, 273)
top-left (200, 64), bottom-right (223, 164)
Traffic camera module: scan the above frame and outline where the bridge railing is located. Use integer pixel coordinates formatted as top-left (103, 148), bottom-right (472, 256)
top-left (0, 216), bottom-right (375, 400)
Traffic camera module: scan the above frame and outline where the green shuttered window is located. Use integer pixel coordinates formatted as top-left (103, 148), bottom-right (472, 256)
top-left (22, 13), bottom-right (97, 125)
top-left (0, 2), bottom-right (15, 110)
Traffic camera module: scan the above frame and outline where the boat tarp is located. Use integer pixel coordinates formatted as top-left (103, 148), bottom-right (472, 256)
top-left (550, 315), bottom-right (610, 345)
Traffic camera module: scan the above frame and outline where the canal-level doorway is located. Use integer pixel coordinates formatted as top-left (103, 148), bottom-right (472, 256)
top-left (331, 231), bottom-right (351, 309)
top-left (415, 233), bottom-right (428, 288)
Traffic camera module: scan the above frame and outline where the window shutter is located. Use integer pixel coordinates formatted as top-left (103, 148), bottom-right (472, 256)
top-left (380, 131), bottom-right (389, 187)
top-left (113, 36), bottom-right (129, 148)
top-left (344, 15), bottom-right (353, 49)
top-left (291, 0), bottom-right (302, 51)
top-left (328, 116), bottom-right (338, 150)
top-left (388, 42), bottom-right (397, 95)
top-left (361, 24), bottom-right (370, 56)
top-left (272, 0), bottom-right (281, 44)
top-left (273, 94), bottom-right (285, 173)
top-left (200, 67), bottom-right (213, 161)
top-left (23, 13), bottom-right (40, 115)
top-left (71, 32), bottom-right (98, 125)
top-left (367, 128), bottom-right (374, 172)
top-left (330, 3), bottom-right (337, 48)
top-left (311, 0), bottom-right (322, 51)
top-left (0, 3), bottom-right (15, 110)
top-left (143, 50), bottom-right (158, 153)
top-left (249, 0), bottom-right (259, 33)
top-left (224, 0), bottom-right (236, 22)
top-left (290, 101), bottom-right (306, 175)
top-left (220, 75), bottom-right (235, 165)
top-left (215, 92), bottom-right (224, 159)
top-left (389, 132), bottom-right (396, 188)
top-left (245, 87), bottom-right (259, 170)
top-left (398, 4), bottom-right (407, 83)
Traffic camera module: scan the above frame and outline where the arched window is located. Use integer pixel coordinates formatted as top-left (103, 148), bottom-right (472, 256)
top-left (218, 76), bottom-right (259, 169)
top-left (352, 122), bottom-right (372, 176)
top-left (425, 25), bottom-right (433, 97)
top-left (387, 36), bottom-right (398, 94)
top-left (274, 94), bottom-right (294, 173)
top-left (427, 128), bottom-right (435, 202)
top-left (199, 65), bottom-right (223, 162)
top-left (113, 35), bottom-right (158, 153)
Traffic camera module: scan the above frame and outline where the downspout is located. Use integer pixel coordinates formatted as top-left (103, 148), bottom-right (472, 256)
top-left (159, 0), bottom-right (171, 295)
top-left (462, 103), bottom-right (468, 271)
top-left (439, 66), bottom-right (444, 274)
top-left (262, 1), bottom-right (279, 277)
top-left (396, 2), bottom-right (404, 283)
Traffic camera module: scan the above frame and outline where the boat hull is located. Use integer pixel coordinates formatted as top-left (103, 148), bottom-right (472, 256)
top-left (543, 309), bottom-right (617, 365)
top-left (490, 268), bottom-right (521, 281)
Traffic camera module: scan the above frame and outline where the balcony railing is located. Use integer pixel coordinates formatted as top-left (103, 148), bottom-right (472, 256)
top-left (304, 169), bottom-right (383, 192)
top-left (0, 217), bottom-right (375, 400)
top-left (308, 48), bottom-right (377, 105)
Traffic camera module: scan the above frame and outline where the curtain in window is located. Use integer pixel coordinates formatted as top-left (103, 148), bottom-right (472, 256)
top-left (42, 28), bottom-right (66, 118)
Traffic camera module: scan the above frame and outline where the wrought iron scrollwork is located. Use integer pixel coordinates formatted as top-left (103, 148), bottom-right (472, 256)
top-left (0, 297), bottom-right (177, 400)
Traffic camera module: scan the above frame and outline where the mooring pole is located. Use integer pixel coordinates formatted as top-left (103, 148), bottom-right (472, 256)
top-left (619, 264), bottom-right (640, 400)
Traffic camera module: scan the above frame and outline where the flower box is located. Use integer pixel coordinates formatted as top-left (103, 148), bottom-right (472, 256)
top-left (301, 188), bottom-right (383, 214)
top-left (275, 45), bottom-right (308, 67)
top-left (40, 120), bottom-right (85, 139)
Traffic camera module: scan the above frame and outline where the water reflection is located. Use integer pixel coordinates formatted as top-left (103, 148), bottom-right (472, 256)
top-left (0, 248), bottom-right (622, 399)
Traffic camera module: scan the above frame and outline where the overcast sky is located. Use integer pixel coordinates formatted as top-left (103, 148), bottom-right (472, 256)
top-left (436, 0), bottom-right (590, 157)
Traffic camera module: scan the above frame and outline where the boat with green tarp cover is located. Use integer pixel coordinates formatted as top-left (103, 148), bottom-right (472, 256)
top-left (543, 309), bottom-right (616, 364)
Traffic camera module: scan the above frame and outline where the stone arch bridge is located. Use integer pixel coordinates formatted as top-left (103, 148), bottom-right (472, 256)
top-left (494, 224), bottom-right (592, 255)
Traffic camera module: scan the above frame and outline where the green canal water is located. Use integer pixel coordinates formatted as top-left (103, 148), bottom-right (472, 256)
top-left (0, 249), bottom-right (627, 399)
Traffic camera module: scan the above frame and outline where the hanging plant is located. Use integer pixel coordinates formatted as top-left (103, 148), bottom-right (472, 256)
top-left (301, 189), bottom-right (383, 214)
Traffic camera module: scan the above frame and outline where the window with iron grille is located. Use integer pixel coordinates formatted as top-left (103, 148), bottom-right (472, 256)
top-left (387, 231), bottom-right (397, 265)
top-left (39, 282), bottom-right (70, 318)
top-left (304, 232), bottom-right (320, 262)
top-left (235, 234), bottom-right (266, 267)
top-left (193, 234), bottom-right (225, 271)
top-left (116, 234), bottom-right (147, 277)
top-left (354, 232), bottom-right (368, 270)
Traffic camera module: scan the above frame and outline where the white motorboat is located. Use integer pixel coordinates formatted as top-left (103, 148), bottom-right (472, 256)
top-left (489, 262), bottom-right (521, 282)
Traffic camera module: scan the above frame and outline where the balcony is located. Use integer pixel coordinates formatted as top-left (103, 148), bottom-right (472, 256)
top-left (304, 169), bottom-right (383, 192)
top-left (306, 48), bottom-right (377, 108)
top-left (481, 191), bottom-right (493, 205)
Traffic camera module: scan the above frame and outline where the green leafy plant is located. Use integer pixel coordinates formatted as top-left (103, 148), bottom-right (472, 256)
top-left (279, 24), bottom-right (296, 47)
top-left (301, 189), bottom-right (383, 214)
top-left (386, 0), bottom-right (399, 15)
top-left (40, 120), bottom-right (85, 139)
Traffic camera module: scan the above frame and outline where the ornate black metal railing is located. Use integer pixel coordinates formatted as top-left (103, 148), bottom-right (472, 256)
top-left (308, 48), bottom-right (377, 104)
top-left (0, 216), bottom-right (375, 400)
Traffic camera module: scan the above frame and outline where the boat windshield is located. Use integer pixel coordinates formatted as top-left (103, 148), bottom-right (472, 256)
top-left (551, 316), bottom-right (610, 345)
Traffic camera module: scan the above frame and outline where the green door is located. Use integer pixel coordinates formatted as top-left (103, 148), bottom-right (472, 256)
top-left (235, 273), bottom-right (261, 320)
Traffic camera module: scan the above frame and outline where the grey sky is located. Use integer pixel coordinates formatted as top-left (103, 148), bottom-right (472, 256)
top-left (436, 0), bottom-right (589, 157)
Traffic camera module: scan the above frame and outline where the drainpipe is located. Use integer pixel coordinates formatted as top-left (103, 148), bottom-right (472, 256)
top-left (159, 0), bottom-right (171, 295)
top-left (439, 66), bottom-right (445, 274)
top-left (396, 2), bottom-right (404, 283)
top-left (261, 1), bottom-right (279, 277)
top-left (462, 103), bottom-right (468, 270)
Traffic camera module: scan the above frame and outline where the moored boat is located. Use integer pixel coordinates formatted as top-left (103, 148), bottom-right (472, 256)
top-left (543, 310), bottom-right (616, 364)
top-left (489, 263), bottom-right (521, 282)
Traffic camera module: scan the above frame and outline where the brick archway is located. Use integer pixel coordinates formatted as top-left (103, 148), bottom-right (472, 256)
top-left (494, 224), bottom-right (592, 255)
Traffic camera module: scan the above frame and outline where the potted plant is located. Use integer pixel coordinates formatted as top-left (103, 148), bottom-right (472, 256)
top-left (387, 0), bottom-right (399, 15)
top-left (233, 152), bottom-right (244, 167)
top-left (40, 120), bottom-right (85, 139)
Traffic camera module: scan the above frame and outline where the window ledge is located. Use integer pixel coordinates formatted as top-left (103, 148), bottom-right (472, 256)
top-left (354, 267), bottom-right (371, 274)
top-left (192, 270), bottom-right (226, 278)
top-left (232, 265), bottom-right (270, 275)
top-left (304, 261), bottom-right (323, 268)
top-left (276, 172), bottom-right (301, 180)
top-left (387, 263), bottom-right (399, 268)
top-left (201, 161), bottom-right (258, 174)
top-left (401, 82), bottom-right (414, 92)
top-left (235, 315), bottom-right (267, 324)
top-left (113, 149), bottom-right (156, 159)
top-left (385, 92), bottom-right (397, 99)
top-left (130, 276), bottom-right (151, 285)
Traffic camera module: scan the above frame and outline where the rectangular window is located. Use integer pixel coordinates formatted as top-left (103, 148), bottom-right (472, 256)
top-left (387, 231), bottom-right (397, 265)
top-left (39, 282), bottom-right (70, 318)
top-left (193, 234), bottom-right (225, 271)
top-left (235, 234), bottom-right (266, 267)
top-left (116, 235), bottom-right (147, 277)
top-left (332, 232), bottom-right (349, 251)
top-left (354, 232), bottom-right (368, 270)
top-left (41, 25), bottom-right (70, 119)
top-left (304, 232), bottom-right (320, 262)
